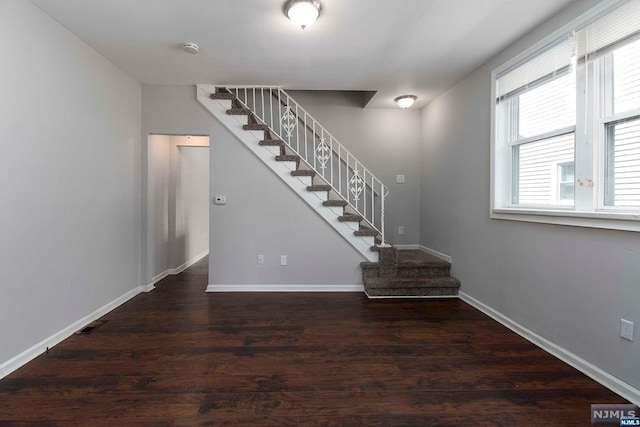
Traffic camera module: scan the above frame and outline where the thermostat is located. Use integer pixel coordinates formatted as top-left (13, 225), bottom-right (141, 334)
top-left (214, 196), bottom-right (227, 205)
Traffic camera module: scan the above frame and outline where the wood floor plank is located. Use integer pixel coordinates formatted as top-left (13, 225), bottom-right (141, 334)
top-left (0, 257), bottom-right (631, 426)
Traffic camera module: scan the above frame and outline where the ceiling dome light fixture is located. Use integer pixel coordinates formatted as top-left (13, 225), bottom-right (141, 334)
top-left (284, 0), bottom-right (322, 29)
top-left (394, 95), bottom-right (417, 109)
top-left (183, 42), bottom-right (199, 54)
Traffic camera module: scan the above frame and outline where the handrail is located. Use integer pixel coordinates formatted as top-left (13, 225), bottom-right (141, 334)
top-left (218, 85), bottom-right (389, 245)
top-left (265, 90), bottom-right (382, 196)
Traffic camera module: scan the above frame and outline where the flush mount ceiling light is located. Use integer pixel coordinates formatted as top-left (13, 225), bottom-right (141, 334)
top-left (394, 95), bottom-right (417, 109)
top-left (284, 0), bottom-right (322, 29)
top-left (183, 42), bottom-right (199, 54)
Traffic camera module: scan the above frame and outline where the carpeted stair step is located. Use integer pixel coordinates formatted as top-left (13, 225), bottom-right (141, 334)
top-left (291, 170), bottom-right (316, 177)
top-left (259, 139), bottom-right (286, 155)
top-left (323, 200), bottom-right (348, 207)
top-left (244, 124), bottom-right (269, 131)
top-left (360, 250), bottom-right (451, 278)
top-left (338, 214), bottom-right (363, 222)
top-left (364, 276), bottom-right (460, 297)
top-left (259, 139), bottom-right (284, 146)
top-left (361, 261), bottom-right (381, 277)
top-left (275, 155), bottom-right (300, 165)
top-left (354, 226), bottom-right (378, 237)
top-left (210, 93), bottom-right (236, 100)
top-left (307, 185), bottom-right (331, 192)
top-left (226, 108), bottom-right (252, 115)
top-left (384, 250), bottom-right (453, 277)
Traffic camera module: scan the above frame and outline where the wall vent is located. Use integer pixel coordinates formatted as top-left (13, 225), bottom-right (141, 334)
top-left (74, 320), bottom-right (108, 335)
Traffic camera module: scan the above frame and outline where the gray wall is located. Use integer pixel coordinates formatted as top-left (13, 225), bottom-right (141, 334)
top-left (289, 91), bottom-right (422, 245)
top-left (0, 1), bottom-right (141, 365)
top-left (142, 86), bottom-right (366, 286)
top-left (147, 135), bottom-right (209, 280)
top-left (176, 144), bottom-right (210, 267)
top-left (420, 0), bottom-right (640, 391)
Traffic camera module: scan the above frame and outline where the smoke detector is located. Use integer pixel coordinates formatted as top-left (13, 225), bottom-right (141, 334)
top-left (183, 42), bottom-right (199, 54)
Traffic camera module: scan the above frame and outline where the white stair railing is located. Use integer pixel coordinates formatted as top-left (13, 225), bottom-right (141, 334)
top-left (220, 85), bottom-right (389, 245)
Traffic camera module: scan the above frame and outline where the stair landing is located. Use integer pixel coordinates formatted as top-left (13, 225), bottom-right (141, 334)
top-left (361, 249), bottom-right (460, 298)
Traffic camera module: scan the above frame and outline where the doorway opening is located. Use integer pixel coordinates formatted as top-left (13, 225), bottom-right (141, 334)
top-left (147, 134), bottom-right (210, 285)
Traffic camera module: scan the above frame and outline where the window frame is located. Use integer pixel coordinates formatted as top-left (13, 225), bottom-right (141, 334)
top-left (490, 0), bottom-right (640, 232)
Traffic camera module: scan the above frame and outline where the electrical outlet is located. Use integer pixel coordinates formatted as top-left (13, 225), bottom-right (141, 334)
top-left (396, 174), bottom-right (405, 184)
top-left (280, 255), bottom-right (287, 266)
top-left (257, 255), bottom-right (264, 265)
top-left (398, 226), bottom-right (405, 235)
top-left (621, 319), bottom-right (634, 341)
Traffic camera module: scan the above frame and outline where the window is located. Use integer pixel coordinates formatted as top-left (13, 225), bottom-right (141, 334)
top-left (491, 0), bottom-right (640, 232)
top-left (557, 161), bottom-right (575, 204)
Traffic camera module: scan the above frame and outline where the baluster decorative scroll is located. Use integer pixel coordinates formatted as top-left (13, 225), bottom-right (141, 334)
top-left (315, 138), bottom-right (330, 170)
top-left (281, 106), bottom-right (296, 138)
top-left (349, 169), bottom-right (364, 201)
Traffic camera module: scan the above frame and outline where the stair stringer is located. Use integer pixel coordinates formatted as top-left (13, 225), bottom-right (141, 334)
top-left (197, 84), bottom-right (378, 262)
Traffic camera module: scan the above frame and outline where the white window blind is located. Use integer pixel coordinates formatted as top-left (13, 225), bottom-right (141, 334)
top-left (613, 38), bottom-right (640, 114)
top-left (576, 0), bottom-right (640, 58)
top-left (518, 72), bottom-right (575, 138)
top-left (496, 37), bottom-right (573, 100)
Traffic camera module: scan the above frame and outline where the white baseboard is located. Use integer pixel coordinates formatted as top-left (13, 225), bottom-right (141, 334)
top-left (149, 270), bottom-right (169, 286)
top-left (140, 283), bottom-right (156, 292)
top-left (459, 291), bottom-right (640, 406)
top-left (418, 245), bottom-right (453, 263)
top-left (0, 284), bottom-right (147, 380)
top-left (147, 250), bottom-right (209, 289)
top-left (169, 250), bottom-right (209, 275)
top-left (394, 244), bottom-right (421, 250)
top-left (365, 292), bottom-right (458, 299)
top-left (206, 284), bottom-right (364, 292)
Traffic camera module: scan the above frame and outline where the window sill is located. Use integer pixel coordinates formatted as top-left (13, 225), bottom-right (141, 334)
top-left (491, 207), bottom-right (640, 232)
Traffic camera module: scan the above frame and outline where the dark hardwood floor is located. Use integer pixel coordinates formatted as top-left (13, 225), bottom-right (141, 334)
top-left (0, 257), bottom-right (629, 426)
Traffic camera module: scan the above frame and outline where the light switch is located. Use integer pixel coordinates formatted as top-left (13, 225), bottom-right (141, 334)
top-left (396, 175), bottom-right (405, 184)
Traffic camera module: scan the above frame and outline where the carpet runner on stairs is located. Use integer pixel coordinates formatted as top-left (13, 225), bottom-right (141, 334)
top-left (360, 249), bottom-right (461, 297)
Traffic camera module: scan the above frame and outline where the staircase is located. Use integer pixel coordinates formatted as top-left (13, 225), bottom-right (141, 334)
top-left (361, 248), bottom-right (461, 297)
top-left (197, 84), bottom-right (461, 297)
top-left (197, 85), bottom-right (388, 262)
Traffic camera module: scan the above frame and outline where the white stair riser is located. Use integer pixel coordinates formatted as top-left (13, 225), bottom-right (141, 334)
top-left (292, 176), bottom-right (313, 187)
top-left (217, 100), bottom-right (233, 110)
top-left (308, 191), bottom-right (329, 202)
top-left (277, 161), bottom-right (298, 171)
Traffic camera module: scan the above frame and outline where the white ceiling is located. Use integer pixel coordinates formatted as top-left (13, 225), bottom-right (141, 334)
top-left (31, 0), bottom-right (575, 108)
